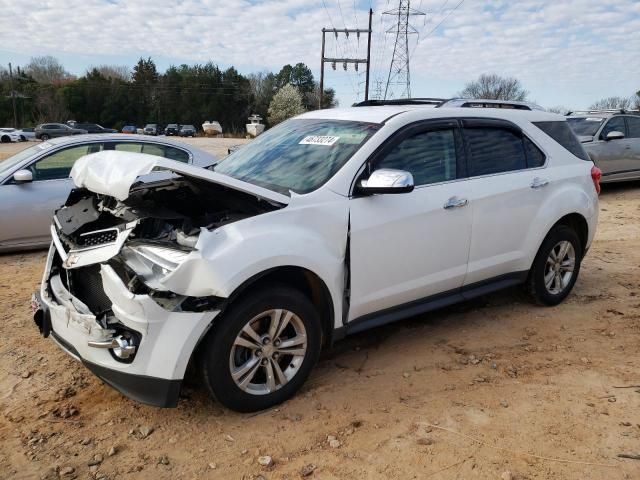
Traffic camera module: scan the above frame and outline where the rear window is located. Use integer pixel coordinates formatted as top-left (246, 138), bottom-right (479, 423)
top-left (533, 121), bottom-right (590, 161)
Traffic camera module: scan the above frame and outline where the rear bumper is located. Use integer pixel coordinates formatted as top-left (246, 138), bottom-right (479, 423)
top-left (35, 245), bottom-right (219, 407)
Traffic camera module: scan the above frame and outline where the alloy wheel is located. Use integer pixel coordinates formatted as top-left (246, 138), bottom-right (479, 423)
top-left (229, 309), bottom-right (307, 395)
top-left (544, 240), bottom-right (575, 295)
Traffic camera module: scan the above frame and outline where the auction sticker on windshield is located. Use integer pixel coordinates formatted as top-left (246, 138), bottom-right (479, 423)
top-left (300, 135), bottom-right (340, 146)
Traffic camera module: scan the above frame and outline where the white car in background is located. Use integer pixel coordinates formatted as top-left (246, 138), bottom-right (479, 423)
top-left (0, 128), bottom-right (22, 143)
top-left (34, 99), bottom-right (600, 412)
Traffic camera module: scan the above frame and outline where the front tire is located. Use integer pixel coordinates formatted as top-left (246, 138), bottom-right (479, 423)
top-left (527, 225), bottom-right (582, 306)
top-left (200, 285), bottom-right (322, 412)
top-left (40, 134), bottom-right (50, 141)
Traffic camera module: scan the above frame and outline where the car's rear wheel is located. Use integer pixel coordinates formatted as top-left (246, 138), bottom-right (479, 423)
top-left (1, 135), bottom-right (10, 143)
top-left (527, 225), bottom-right (582, 305)
top-left (200, 285), bottom-right (322, 412)
top-left (40, 134), bottom-right (50, 141)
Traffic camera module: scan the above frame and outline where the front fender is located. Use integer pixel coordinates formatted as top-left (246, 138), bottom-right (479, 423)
top-left (161, 197), bottom-right (350, 327)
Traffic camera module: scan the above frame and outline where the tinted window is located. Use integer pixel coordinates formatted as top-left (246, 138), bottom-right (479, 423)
top-left (601, 117), bottom-right (626, 139)
top-left (113, 142), bottom-right (190, 163)
top-left (465, 127), bottom-right (526, 176)
top-left (375, 129), bottom-right (457, 185)
top-left (626, 117), bottom-right (640, 138)
top-left (533, 121), bottom-right (590, 161)
top-left (524, 137), bottom-right (545, 168)
top-left (30, 144), bottom-right (103, 181)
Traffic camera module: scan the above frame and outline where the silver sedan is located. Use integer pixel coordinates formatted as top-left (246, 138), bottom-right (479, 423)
top-left (0, 134), bottom-right (217, 252)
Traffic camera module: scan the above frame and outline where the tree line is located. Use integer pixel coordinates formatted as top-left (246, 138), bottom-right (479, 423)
top-left (0, 56), bottom-right (337, 132)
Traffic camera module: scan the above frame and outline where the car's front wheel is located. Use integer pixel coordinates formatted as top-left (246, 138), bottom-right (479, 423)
top-left (200, 285), bottom-right (322, 412)
top-left (40, 134), bottom-right (50, 141)
top-left (527, 225), bottom-right (583, 305)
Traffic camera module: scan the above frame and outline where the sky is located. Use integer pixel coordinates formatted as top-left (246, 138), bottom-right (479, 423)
top-left (0, 0), bottom-right (639, 110)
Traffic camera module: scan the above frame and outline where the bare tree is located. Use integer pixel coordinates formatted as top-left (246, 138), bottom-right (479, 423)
top-left (458, 73), bottom-right (528, 101)
top-left (90, 64), bottom-right (131, 81)
top-left (589, 96), bottom-right (632, 110)
top-left (25, 56), bottom-right (73, 85)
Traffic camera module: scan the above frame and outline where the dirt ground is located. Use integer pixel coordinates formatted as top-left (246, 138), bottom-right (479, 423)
top-left (1, 139), bottom-right (639, 480)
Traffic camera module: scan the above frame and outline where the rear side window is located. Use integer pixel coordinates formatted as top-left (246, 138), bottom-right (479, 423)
top-left (532, 121), bottom-right (590, 161)
top-left (464, 128), bottom-right (526, 176)
top-left (113, 142), bottom-right (190, 163)
top-left (524, 137), bottom-right (545, 168)
top-left (626, 117), bottom-right (640, 138)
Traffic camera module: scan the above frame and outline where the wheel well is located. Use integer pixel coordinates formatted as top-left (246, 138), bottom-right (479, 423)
top-left (224, 267), bottom-right (335, 348)
top-left (553, 213), bottom-right (588, 252)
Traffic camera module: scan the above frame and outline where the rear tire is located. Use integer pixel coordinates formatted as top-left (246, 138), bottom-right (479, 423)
top-left (200, 285), bottom-right (322, 412)
top-left (527, 225), bottom-right (582, 306)
top-left (1, 135), bottom-right (9, 143)
top-left (40, 134), bottom-right (50, 141)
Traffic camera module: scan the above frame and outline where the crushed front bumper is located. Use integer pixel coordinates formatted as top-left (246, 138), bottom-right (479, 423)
top-left (34, 245), bottom-right (219, 407)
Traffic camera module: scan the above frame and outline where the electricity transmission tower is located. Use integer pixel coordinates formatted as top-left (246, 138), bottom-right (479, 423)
top-left (384, 0), bottom-right (425, 99)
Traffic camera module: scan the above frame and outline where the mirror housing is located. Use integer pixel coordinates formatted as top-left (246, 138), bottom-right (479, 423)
top-left (357, 169), bottom-right (414, 195)
top-left (605, 130), bottom-right (625, 141)
top-left (13, 169), bottom-right (33, 183)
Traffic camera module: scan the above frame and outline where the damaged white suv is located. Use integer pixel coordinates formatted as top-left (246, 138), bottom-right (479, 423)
top-left (34, 100), bottom-right (600, 412)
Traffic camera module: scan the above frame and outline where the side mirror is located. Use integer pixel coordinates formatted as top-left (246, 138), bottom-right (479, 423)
top-left (605, 130), bottom-right (625, 141)
top-left (357, 169), bottom-right (414, 195)
top-left (13, 169), bottom-right (33, 183)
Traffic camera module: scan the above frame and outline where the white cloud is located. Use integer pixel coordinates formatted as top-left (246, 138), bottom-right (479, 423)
top-left (0, 0), bottom-right (638, 108)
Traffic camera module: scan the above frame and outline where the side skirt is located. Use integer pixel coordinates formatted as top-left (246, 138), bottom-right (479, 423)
top-left (336, 271), bottom-right (529, 338)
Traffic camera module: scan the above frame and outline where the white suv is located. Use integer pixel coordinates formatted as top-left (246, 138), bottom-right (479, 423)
top-left (33, 99), bottom-right (600, 412)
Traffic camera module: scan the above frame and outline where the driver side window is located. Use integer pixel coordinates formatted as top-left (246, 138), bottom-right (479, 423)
top-left (374, 128), bottom-right (457, 186)
top-left (30, 144), bottom-right (103, 181)
top-left (600, 117), bottom-right (626, 139)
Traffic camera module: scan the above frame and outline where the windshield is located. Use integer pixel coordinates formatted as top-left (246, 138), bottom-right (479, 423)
top-left (0, 143), bottom-right (51, 179)
top-left (215, 118), bottom-right (380, 195)
top-left (566, 117), bottom-right (605, 136)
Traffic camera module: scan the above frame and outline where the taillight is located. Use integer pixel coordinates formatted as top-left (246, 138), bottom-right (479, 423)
top-left (591, 165), bottom-right (602, 195)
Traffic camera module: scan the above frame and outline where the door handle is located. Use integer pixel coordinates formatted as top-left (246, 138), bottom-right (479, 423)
top-left (531, 177), bottom-right (549, 189)
top-left (443, 196), bottom-right (468, 209)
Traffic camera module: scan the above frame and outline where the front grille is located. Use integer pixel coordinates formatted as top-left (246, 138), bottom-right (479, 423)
top-left (77, 229), bottom-right (118, 248)
top-left (68, 265), bottom-right (112, 314)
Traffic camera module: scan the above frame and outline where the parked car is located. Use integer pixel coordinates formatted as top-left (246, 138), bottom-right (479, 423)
top-left (0, 134), bottom-right (216, 252)
top-left (74, 123), bottom-right (118, 134)
top-left (35, 123), bottom-right (88, 141)
top-left (566, 110), bottom-right (640, 183)
top-left (0, 128), bottom-right (22, 143)
top-left (165, 124), bottom-right (180, 136)
top-left (32, 99), bottom-right (599, 412)
top-left (18, 127), bottom-right (36, 141)
top-left (121, 125), bottom-right (137, 134)
top-left (144, 124), bottom-right (159, 135)
top-left (179, 125), bottom-right (196, 137)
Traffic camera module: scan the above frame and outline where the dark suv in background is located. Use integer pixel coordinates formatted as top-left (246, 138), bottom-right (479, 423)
top-left (165, 124), bottom-right (180, 136)
top-left (35, 123), bottom-right (88, 140)
top-left (567, 110), bottom-right (640, 183)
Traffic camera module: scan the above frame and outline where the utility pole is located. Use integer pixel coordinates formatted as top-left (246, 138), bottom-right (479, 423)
top-left (384, 1), bottom-right (425, 99)
top-left (8, 63), bottom-right (18, 128)
top-left (319, 8), bottom-right (373, 109)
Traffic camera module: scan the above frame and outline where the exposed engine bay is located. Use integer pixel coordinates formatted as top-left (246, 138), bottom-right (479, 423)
top-left (56, 176), bottom-right (280, 251)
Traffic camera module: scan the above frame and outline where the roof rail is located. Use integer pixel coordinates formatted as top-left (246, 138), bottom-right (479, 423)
top-left (438, 98), bottom-right (545, 111)
top-left (354, 98), bottom-right (446, 107)
top-left (566, 109), bottom-right (640, 116)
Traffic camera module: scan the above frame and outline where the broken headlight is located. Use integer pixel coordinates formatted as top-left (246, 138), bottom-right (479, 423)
top-left (121, 244), bottom-right (191, 291)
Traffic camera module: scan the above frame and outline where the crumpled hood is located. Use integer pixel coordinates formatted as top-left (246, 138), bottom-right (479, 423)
top-left (70, 150), bottom-right (290, 205)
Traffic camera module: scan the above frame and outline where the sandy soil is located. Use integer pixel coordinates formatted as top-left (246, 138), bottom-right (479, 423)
top-left (1, 140), bottom-right (639, 479)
